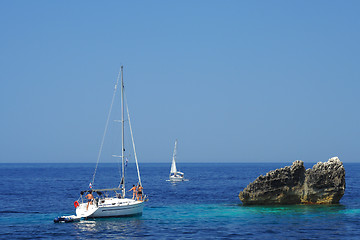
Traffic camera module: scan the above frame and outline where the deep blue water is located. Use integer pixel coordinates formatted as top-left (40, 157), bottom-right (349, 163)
top-left (0, 162), bottom-right (359, 239)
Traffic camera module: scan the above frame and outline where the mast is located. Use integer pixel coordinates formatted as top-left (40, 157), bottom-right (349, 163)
top-left (121, 66), bottom-right (125, 197)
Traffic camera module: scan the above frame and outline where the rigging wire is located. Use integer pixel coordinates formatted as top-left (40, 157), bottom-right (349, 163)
top-left (90, 68), bottom-right (121, 187)
top-left (125, 93), bottom-right (142, 186)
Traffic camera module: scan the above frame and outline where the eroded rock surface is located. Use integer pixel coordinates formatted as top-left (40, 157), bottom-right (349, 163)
top-left (239, 157), bottom-right (345, 205)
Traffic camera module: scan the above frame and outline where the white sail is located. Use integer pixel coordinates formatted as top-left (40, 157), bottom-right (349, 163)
top-left (170, 140), bottom-right (177, 174)
top-left (170, 157), bottom-right (177, 174)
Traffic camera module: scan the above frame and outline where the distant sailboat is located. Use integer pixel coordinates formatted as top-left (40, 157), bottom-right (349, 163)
top-left (167, 140), bottom-right (187, 182)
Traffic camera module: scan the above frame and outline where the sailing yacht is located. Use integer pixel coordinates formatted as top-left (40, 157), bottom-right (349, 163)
top-left (55, 66), bottom-right (145, 222)
top-left (168, 140), bottom-right (187, 182)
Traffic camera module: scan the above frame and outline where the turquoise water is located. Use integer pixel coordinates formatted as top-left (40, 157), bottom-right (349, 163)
top-left (1, 163), bottom-right (359, 239)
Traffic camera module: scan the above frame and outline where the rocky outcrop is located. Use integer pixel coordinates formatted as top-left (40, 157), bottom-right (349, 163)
top-left (239, 157), bottom-right (345, 205)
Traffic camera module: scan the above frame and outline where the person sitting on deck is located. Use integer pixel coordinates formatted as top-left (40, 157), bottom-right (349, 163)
top-left (137, 185), bottom-right (143, 201)
top-left (86, 191), bottom-right (94, 210)
top-left (129, 185), bottom-right (137, 200)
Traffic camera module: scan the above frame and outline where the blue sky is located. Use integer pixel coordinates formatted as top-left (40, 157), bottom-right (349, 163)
top-left (1, 1), bottom-right (359, 163)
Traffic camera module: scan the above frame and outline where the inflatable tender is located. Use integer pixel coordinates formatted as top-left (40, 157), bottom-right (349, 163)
top-left (54, 215), bottom-right (81, 223)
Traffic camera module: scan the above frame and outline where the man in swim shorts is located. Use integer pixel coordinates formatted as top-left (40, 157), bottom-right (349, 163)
top-left (137, 185), bottom-right (143, 201)
top-left (86, 191), bottom-right (94, 210)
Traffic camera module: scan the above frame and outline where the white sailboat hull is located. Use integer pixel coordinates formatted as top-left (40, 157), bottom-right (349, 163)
top-left (76, 198), bottom-right (144, 218)
top-left (169, 175), bottom-right (185, 182)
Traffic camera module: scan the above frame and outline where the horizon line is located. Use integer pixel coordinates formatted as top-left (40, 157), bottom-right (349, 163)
top-left (1, 161), bottom-right (359, 164)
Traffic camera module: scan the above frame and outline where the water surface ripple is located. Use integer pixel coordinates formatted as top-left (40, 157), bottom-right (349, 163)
top-left (0, 163), bottom-right (359, 239)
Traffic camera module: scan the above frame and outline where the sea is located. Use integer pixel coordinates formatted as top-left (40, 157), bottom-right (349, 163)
top-left (0, 162), bottom-right (359, 239)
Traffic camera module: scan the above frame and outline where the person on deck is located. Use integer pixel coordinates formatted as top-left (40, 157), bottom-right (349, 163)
top-left (129, 185), bottom-right (137, 200)
top-left (86, 191), bottom-right (94, 210)
top-left (137, 185), bottom-right (143, 201)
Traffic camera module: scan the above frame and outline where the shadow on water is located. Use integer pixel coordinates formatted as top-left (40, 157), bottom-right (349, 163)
top-left (73, 216), bottom-right (143, 232)
top-left (146, 203), bottom-right (354, 221)
top-left (235, 203), bottom-right (348, 215)
top-left (68, 216), bottom-right (155, 238)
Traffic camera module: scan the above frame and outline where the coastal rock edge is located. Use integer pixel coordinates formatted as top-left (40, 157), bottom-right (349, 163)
top-left (239, 157), bottom-right (346, 205)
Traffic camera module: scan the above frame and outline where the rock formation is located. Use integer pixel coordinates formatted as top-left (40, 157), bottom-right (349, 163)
top-left (239, 157), bottom-right (345, 205)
